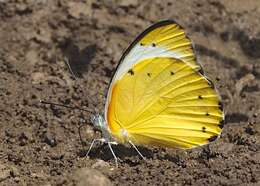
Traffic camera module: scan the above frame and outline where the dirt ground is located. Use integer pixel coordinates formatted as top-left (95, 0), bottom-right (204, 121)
top-left (0, 0), bottom-right (260, 185)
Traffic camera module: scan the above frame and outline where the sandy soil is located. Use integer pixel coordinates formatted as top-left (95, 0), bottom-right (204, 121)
top-left (0, 0), bottom-right (260, 185)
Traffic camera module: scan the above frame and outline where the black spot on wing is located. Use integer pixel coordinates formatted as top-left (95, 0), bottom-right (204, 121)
top-left (152, 43), bottom-right (156, 47)
top-left (208, 135), bottom-right (218, 142)
top-left (147, 73), bottom-right (151, 77)
top-left (140, 43), bottom-right (144, 46)
top-left (202, 126), bottom-right (206, 133)
top-left (218, 101), bottom-right (223, 111)
top-left (170, 71), bottom-right (174, 75)
top-left (205, 112), bottom-right (210, 116)
top-left (198, 95), bottom-right (203, 99)
top-left (218, 119), bottom-right (224, 129)
top-left (128, 69), bottom-right (134, 75)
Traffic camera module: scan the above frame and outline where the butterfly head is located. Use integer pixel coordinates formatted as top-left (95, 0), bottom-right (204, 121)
top-left (91, 114), bottom-right (106, 131)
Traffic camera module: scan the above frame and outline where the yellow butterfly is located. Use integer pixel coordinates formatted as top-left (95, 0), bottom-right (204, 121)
top-left (89, 20), bottom-right (224, 166)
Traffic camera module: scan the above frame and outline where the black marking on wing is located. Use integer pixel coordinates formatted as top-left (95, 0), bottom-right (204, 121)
top-left (128, 69), bottom-right (134, 75)
top-left (218, 101), bottom-right (223, 111)
top-left (218, 119), bottom-right (224, 129)
top-left (206, 78), bottom-right (215, 88)
top-left (208, 135), bottom-right (218, 142)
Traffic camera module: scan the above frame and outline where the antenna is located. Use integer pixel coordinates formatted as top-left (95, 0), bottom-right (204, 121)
top-left (64, 57), bottom-right (77, 79)
top-left (39, 100), bottom-right (94, 114)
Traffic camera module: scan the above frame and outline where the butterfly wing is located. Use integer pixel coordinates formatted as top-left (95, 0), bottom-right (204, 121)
top-left (105, 20), bottom-right (224, 149)
top-left (107, 57), bottom-right (224, 148)
top-left (105, 20), bottom-right (200, 121)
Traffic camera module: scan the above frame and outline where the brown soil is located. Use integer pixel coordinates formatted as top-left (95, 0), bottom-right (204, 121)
top-left (0, 0), bottom-right (260, 185)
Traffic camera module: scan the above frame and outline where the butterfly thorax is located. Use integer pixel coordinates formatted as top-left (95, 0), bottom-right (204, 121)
top-left (92, 114), bottom-right (114, 142)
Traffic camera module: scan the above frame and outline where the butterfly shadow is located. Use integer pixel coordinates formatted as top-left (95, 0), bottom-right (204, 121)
top-left (77, 142), bottom-right (154, 166)
top-left (60, 40), bottom-right (97, 78)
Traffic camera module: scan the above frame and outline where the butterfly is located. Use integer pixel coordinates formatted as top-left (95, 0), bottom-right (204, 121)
top-left (88, 20), bottom-right (224, 166)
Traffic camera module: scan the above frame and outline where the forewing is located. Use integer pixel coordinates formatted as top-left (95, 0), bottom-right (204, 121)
top-left (105, 20), bottom-right (200, 120)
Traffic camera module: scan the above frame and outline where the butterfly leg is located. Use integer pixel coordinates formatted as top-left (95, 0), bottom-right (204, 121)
top-left (107, 142), bottom-right (119, 167)
top-left (128, 140), bottom-right (146, 160)
top-left (86, 138), bottom-right (106, 157)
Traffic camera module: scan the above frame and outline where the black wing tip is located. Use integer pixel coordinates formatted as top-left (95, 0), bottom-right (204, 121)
top-left (151, 19), bottom-right (181, 27)
top-left (150, 19), bottom-right (188, 33)
top-left (208, 135), bottom-right (218, 142)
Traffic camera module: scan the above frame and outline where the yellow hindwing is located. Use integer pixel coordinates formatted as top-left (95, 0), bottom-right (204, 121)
top-left (108, 57), bottom-right (224, 149)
